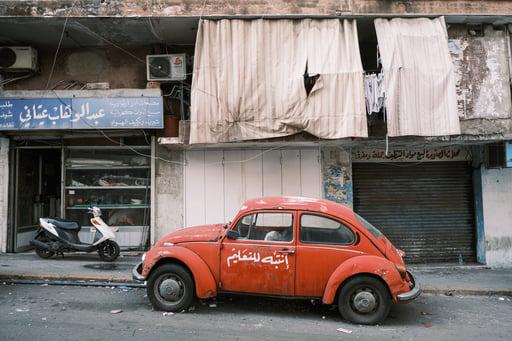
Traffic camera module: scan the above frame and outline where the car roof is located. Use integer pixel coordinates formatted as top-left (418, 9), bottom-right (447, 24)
top-left (240, 196), bottom-right (356, 220)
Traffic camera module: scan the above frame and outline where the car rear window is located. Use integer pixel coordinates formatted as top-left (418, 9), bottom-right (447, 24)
top-left (355, 213), bottom-right (383, 238)
top-left (300, 214), bottom-right (355, 245)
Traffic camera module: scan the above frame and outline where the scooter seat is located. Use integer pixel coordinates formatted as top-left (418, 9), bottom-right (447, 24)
top-left (49, 218), bottom-right (81, 231)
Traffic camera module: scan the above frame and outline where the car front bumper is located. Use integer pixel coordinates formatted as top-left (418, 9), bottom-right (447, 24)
top-left (397, 271), bottom-right (421, 302)
top-left (132, 262), bottom-right (146, 282)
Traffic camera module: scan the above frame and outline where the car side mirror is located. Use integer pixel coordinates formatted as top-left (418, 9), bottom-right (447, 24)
top-left (226, 230), bottom-right (239, 240)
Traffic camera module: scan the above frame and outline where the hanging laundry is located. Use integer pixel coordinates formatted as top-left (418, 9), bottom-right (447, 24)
top-left (364, 73), bottom-right (385, 115)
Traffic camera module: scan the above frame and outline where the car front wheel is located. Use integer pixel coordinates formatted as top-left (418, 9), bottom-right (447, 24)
top-left (338, 276), bottom-right (391, 325)
top-left (147, 264), bottom-right (195, 312)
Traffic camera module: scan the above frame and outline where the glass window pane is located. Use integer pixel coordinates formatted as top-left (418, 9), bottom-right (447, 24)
top-left (234, 212), bottom-right (293, 242)
top-left (300, 214), bottom-right (354, 245)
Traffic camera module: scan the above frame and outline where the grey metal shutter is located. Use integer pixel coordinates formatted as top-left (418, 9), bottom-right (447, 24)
top-left (353, 162), bottom-right (476, 264)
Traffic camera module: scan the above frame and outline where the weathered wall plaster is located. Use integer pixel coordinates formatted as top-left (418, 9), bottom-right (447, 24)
top-left (321, 147), bottom-right (352, 207)
top-left (0, 1), bottom-right (510, 17)
top-left (5, 47), bottom-right (148, 91)
top-left (448, 25), bottom-right (512, 137)
top-left (0, 138), bottom-right (9, 253)
top-left (153, 146), bottom-right (183, 243)
top-left (482, 166), bottom-right (512, 267)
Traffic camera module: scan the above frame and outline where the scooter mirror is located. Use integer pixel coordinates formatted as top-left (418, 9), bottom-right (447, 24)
top-left (88, 206), bottom-right (102, 218)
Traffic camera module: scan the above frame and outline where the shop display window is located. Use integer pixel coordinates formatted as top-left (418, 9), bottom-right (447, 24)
top-left (64, 147), bottom-right (151, 228)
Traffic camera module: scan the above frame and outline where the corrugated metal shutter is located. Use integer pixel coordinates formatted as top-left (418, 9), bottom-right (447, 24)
top-left (353, 162), bottom-right (475, 264)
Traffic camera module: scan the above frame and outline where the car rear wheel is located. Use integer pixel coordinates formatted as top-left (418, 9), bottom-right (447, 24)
top-left (338, 276), bottom-right (391, 325)
top-left (147, 264), bottom-right (195, 312)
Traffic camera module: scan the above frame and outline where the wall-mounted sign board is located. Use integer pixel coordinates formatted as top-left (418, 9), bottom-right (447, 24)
top-left (0, 97), bottom-right (163, 130)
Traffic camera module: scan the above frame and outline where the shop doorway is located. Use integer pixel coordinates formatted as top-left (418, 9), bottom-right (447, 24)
top-left (13, 147), bottom-right (61, 251)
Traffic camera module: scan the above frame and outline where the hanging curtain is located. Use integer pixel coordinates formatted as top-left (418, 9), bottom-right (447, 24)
top-left (374, 17), bottom-right (461, 137)
top-left (190, 19), bottom-right (367, 144)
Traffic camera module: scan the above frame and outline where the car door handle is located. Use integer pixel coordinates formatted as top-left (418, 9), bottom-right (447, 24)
top-left (277, 249), bottom-right (295, 255)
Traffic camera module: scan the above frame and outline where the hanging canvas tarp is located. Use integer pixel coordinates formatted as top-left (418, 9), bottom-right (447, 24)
top-left (374, 17), bottom-right (461, 137)
top-left (190, 19), bottom-right (367, 144)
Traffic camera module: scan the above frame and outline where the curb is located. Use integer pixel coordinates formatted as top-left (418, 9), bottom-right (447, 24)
top-left (2, 273), bottom-right (512, 297)
top-left (2, 279), bottom-right (145, 288)
top-left (0, 272), bottom-right (133, 283)
top-left (422, 288), bottom-right (512, 297)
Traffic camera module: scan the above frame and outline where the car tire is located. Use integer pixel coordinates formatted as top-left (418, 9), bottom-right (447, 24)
top-left (338, 276), bottom-right (391, 325)
top-left (147, 264), bottom-right (195, 312)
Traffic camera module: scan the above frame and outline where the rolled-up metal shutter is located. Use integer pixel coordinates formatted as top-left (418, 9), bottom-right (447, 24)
top-left (353, 162), bottom-right (475, 264)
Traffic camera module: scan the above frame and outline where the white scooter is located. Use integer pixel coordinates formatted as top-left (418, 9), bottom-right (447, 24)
top-left (30, 207), bottom-right (120, 262)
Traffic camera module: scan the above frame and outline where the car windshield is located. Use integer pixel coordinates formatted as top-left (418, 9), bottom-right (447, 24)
top-left (354, 213), bottom-right (383, 239)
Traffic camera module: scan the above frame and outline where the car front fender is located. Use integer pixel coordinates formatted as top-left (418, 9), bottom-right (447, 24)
top-left (322, 255), bottom-right (408, 304)
top-left (142, 245), bottom-right (217, 299)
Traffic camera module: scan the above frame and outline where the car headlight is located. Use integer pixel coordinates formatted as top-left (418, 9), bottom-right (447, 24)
top-left (141, 252), bottom-right (146, 262)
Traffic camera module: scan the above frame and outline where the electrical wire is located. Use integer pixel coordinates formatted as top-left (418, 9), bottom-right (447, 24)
top-left (37, 3), bottom-right (305, 167)
top-left (47, 89), bottom-right (298, 167)
top-left (72, 21), bottom-right (152, 68)
top-left (0, 74), bottom-right (33, 86)
top-left (203, 143), bottom-right (293, 166)
top-left (46, 15), bottom-right (69, 90)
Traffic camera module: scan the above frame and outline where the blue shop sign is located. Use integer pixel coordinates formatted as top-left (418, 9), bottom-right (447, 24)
top-left (0, 97), bottom-right (163, 130)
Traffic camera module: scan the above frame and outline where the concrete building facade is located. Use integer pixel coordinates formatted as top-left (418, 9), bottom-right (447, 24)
top-left (0, 0), bottom-right (511, 266)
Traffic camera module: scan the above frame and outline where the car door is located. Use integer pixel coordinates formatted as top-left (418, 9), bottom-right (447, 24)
top-left (295, 212), bottom-right (361, 297)
top-left (220, 210), bottom-right (297, 296)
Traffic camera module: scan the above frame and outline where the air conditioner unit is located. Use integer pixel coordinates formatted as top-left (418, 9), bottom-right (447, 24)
top-left (146, 54), bottom-right (187, 82)
top-left (0, 46), bottom-right (38, 73)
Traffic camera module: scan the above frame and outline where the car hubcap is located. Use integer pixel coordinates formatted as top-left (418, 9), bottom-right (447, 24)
top-left (159, 277), bottom-right (183, 301)
top-left (352, 290), bottom-right (377, 313)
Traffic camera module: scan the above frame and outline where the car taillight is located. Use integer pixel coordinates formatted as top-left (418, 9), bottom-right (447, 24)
top-left (397, 249), bottom-right (406, 258)
top-left (395, 264), bottom-right (407, 279)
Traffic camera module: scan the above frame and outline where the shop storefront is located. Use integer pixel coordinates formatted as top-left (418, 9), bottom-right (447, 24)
top-left (351, 146), bottom-right (477, 264)
top-left (0, 91), bottom-right (162, 252)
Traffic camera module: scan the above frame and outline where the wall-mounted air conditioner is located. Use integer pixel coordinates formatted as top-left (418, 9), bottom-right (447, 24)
top-left (0, 46), bottom-right (38, 73)
top-left (146, 54), bottom-right (187, 82)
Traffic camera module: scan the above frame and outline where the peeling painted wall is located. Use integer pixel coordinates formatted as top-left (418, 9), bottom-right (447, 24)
top-left (482, 167), bottom-right (512, 267)
top-left (448, 25), bottom-right (512, 137)
top-left (153, 146), bottom-right (184, 244)
top-left (321, 147), bottom-right (352, 207)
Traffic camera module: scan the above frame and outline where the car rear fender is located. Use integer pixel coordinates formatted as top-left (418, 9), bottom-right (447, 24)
top-left (143, 245), bottom-right (217, 299)
top-left (322, 255), bottom-right (406, 304)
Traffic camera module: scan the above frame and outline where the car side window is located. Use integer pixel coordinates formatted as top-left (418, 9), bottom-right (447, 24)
top-left (300, 214), bottom-right (355, 245)
top-left (234, 212), bottom-right (293, 242)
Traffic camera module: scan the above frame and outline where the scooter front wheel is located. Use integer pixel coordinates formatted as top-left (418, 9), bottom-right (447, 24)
top-left (97, 240), bottom-right (120, 262)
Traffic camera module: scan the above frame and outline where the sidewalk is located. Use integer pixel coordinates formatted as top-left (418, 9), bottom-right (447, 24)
top-left (0, 251), bottom-right (138, 283)
top-left (1, 252), bottom-right (512, 295)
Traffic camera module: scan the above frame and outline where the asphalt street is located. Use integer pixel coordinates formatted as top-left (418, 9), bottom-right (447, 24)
top-left (0, 283), bottom-right (511, 341)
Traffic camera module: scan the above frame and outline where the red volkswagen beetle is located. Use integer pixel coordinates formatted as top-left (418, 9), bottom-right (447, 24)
top-left (133, 196), bottom-right (420, 324)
